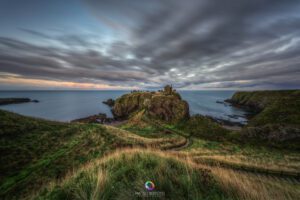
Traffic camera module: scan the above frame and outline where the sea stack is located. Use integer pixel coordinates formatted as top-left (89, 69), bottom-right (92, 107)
top-left (112, 85), bottom-right (189, 122)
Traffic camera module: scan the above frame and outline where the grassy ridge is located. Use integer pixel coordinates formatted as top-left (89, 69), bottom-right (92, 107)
top-left (0, 109), bottom-right (189, 199)
top-left (227, 90), bottom-right (300, 149)
top-left (0, 110), bottom-right (129, 198)
top-left (36, 148), bottom-right (300, 200)
top-left (229, 90), bottom-right (300, 125)
top-left (36, 149), bottom-right (229, 200)
top-left (1, 108), bottom-right (300, 200)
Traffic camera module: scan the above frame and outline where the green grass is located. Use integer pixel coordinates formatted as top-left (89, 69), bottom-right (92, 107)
top-left (1, 107), bottom-right (300, 200)
top-left (228, 90), bottom-right (300, 150)
top-left (229, 90), bottom-right (300, 126)
top-left (0, 110), bottom-right (131, 199)
top-left (36, 150), bottom-right (230, 200)
top-left (172, 115), bottom-right (238, 142)
top-left (247, 91), bottom-right (300, 126)
top-left (121, 124), bottom-right (168, 138)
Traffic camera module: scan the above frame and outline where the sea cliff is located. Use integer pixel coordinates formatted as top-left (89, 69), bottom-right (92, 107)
top-left (112, 85), bottom-right (189, 122)
top-left (226, 90), bottom-right (300, 148)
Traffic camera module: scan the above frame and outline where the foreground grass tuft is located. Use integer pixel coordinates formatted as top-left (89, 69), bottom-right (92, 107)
top-left (36, 149), bottom-right (229, 200)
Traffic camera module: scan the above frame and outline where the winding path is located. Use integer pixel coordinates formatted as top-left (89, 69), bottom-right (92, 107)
top-left (118, 120), bottom-right (300, 182)
top-left (167, 137), bottom-right (192, 151)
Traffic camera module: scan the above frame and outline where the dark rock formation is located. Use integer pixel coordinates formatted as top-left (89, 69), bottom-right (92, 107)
top-left (112, 92), bottom-right (152, 118)
top-left (207, 116), bottom-right (245, 127)
top-left (147, 93), bottom-right (189, 122)
top-left (72, 113), bottom-right (114, 124)
top-left (112, 86), bottom-right (189, 122)
top-left (0, 98), bottom-right (36, 105)
top-left (102, 98), bottom-right (115, 107)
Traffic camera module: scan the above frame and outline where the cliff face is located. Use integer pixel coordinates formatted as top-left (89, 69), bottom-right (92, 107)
top-left (227, 90), bottom-right (300, 125)
top-left (147, 93), bottom-right (189, 122)
top-left (226, 90), bottom-right (299, 112)
top-left (227, 90), bottom-right (300, 149)
top-left (112, 92), bottom-right (153, 118)
top-left (112, 86), bottom-right (189, 122)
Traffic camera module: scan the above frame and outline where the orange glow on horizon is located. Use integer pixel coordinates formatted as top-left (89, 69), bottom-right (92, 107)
top-left (0, 75), bottom-right (137, 90)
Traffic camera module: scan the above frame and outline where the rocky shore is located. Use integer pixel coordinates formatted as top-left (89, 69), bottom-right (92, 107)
top-left (0, 98), bottom-right (39, 105)
top-left (208, 116), bottom-right (245, 127)
top-left (71, 113), bottom-right (115, 124)
top-left (102, 98), bottom-right (115, 107)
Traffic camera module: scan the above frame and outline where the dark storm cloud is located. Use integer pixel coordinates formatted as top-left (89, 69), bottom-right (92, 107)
top-left (135, 0), bottom-right (299, 60)
top-left (1, 0), bottom-right (300, 89)
top-left (131, 0), bottom-right (300, 88)
top-left (0, 36), bottom-right (151, 85)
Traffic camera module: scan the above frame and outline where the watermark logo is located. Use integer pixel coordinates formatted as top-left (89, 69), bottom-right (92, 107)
top-left (144, 181), bottom-right (155, 191)
top-left (135, 181), bottom-right (164, 198)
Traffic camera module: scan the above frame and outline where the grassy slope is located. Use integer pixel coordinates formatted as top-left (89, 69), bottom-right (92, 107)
top-left (0, 109), bottom-right (132, 198)
top-left (228, 90), bottom-right (300, 149)
top-left (122, 112), bottom-right (300, 177)
top-left (36, 149), bottom-right (228, 200)
top-left (1, 109), bottom-right (300, 200)
top-left (229, 90), bottom-right (300, 125)
top-left (0, 109), bottom-right (189, 199)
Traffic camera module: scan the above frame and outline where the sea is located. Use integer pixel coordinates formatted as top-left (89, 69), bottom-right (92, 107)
top-left (0, 90), bottom-right (248, 124)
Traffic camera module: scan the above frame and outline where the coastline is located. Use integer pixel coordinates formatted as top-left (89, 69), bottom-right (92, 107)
top-left (0, 98), bottom-right (39, 105)
top-left (0, 90), bottom-right (248, 124)
top-left (1, 88), bottom-right (299, 199)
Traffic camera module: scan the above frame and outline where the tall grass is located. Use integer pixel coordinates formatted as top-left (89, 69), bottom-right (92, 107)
top-left (212, 167), bottom-right (300, 200)
top-left (35, 148), bottom-right (229, 200)
top-left (2, 109), bottom-right (299, 200)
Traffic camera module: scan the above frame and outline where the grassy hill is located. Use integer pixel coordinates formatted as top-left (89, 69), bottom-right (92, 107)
top-left (36, 149), bottom-right (228, 200)
top-left (0, 110), bottom-right (185, 199)
top-left (0, 109), bottom-right (127, 198)
top-left (1, 89), bottom-right (300, 200)
top-left (227, 90), bottom-right (300, 125)
top-left (226, 90), bottom-right (300, 149)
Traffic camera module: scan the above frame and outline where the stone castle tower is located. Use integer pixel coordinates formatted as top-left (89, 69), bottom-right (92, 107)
top-left (164, 85), bottom-right (173, 95)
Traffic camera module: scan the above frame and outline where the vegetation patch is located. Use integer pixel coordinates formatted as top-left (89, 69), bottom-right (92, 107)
top-left (0, 110), bottom-right (131, 199)
top-left (36, 150), bottom-right (229, 200)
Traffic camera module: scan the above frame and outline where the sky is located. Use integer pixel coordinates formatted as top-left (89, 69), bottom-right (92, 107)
top-left (0, 0), bottom-right (300, 90)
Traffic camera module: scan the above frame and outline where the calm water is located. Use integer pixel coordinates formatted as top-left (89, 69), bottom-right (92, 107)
top-left (0, 90), bottom-right (247, 123)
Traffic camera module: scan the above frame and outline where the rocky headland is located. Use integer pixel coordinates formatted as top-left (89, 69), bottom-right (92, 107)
top-left (0, 98), bottom-right (39, 105)
top-left (226, 90), bottom-right (300, 148)
top-left (112, 85), bottom-right (189, 122)
top-left (73, 85), bottom-right (189, 125)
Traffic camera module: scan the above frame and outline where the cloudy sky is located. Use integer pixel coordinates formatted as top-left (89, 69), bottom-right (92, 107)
top-left (0, 0), bottom-right (300, 90)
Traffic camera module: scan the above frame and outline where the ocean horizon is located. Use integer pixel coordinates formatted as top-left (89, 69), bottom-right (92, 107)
top-left (0, 90), bottom-right (247, 124)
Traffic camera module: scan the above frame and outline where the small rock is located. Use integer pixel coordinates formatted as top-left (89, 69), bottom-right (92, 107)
top-left (102, 99), bottom-right (115, 107)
